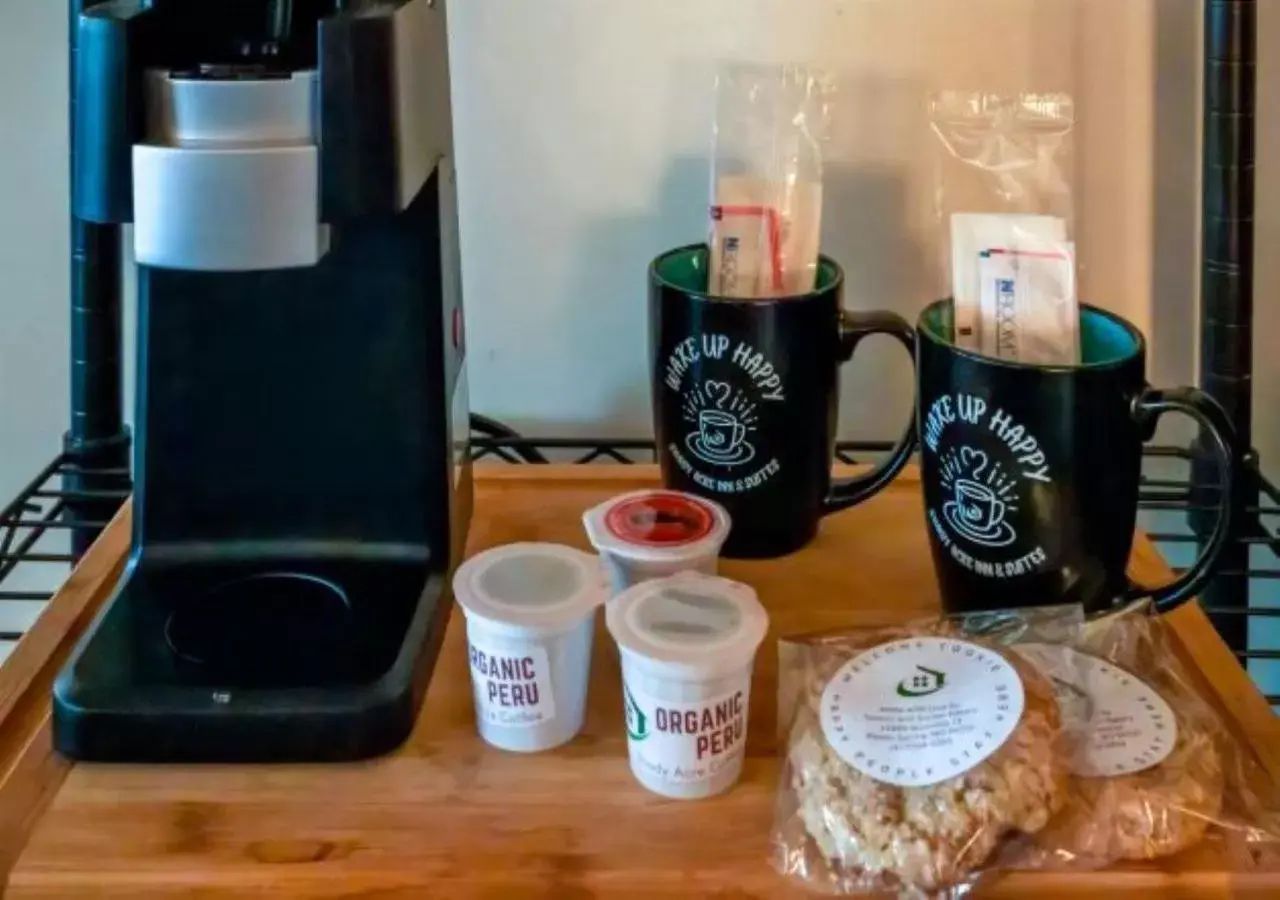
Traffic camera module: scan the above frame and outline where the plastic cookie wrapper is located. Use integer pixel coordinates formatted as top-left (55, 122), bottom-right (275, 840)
top-left (770, 605), bottom-right (1084, 898)
top-left (1009, 600), bottom-right (1280, 869)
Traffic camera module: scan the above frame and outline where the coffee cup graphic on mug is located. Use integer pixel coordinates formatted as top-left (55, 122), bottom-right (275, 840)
top-left (940, 448), bottom-right (1016, 548)
top-left (692, 397), bottom-right (754, 465)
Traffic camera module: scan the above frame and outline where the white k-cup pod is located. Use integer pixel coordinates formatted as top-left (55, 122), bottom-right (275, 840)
top-left (453, 542), bottom-right (609, 753)
top-left (606, 571), bottom-right (768, 800)
top-left (583, 489), bottom-right (731, 595)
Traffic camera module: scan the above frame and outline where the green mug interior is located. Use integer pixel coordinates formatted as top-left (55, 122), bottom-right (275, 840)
top-left (921, 301), bottom-right (1139, 367)
top-left (653, 245), bottom-right (839, 296)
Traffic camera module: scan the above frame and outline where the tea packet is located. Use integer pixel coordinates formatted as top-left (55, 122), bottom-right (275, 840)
top-left (931, 92), bottom-right (1079, 363)
top-left (708, 63), bottom-right (832, 298)
top-left (771, 605), bottom-right (1083, 898)
top-left (1013, 602), bottom-right (1280, 868)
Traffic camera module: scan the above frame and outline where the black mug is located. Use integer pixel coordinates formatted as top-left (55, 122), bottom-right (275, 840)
top-left (916, 299), bottom-right (1238, 616)
top-left (650, 244), bottom-right (917, 558)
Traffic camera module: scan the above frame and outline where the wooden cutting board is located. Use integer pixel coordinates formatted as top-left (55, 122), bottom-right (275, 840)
top-left (2, 465), bottom-right (1278, 898)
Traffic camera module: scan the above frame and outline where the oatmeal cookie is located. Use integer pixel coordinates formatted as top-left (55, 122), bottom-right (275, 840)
top-left (1043, 701), bottom-right (1222, 861)
top-left (1026, 615), bottom-right (1228, 863)
top-left (783, 634), bottom-right (1068, 895)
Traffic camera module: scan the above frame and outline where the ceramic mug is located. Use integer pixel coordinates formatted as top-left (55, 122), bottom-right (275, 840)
top-left (916, 298), bottom-right (1239, 616)
top-left (650, 244), bottom-right (917, 558)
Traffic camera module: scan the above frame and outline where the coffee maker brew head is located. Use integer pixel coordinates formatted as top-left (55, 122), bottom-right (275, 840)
top-left (74, 0), bottom-right (450, 261)
top-left (135, 63), bottom-right (328, 271)
top-left (121, 0), bottom-right (445, 273)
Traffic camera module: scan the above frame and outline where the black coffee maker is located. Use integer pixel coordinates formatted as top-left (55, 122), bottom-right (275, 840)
top-left (52, 0), bottom-right (472, 762)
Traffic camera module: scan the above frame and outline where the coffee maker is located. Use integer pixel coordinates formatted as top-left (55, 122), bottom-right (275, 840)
top-left (52, 0), bottom-right (472, 762)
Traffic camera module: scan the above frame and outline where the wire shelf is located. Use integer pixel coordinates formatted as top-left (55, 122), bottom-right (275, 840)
top-left (5, 421), bottom-right (1277, 703)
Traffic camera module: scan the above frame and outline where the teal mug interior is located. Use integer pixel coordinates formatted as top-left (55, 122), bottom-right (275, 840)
top-left (651, 244), bottom-right (840, 298)
top-left (919, 299), bottom-right (1140, 368)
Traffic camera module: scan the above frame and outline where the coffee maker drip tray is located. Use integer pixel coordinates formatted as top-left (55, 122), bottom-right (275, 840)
top-left (163, 572), bottom-right (359, 688)
top-left (53, 555), bottom-right (452, 762)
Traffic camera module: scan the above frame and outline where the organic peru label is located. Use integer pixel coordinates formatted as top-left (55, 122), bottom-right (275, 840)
top-left (468, 639), bottom-right (556, 729)
top-left (1017, 643), bottom-right (1177, 777)
top-left (820, 637), bottom-right (1025, 787)
top-left (623, 679), bottom-right (747, 787)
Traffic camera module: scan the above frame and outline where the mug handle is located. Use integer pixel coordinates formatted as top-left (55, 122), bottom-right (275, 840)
top-left (1127, 386), bottom-right (1240, 613)
top-left (823, 310), bottom-right (919, 514)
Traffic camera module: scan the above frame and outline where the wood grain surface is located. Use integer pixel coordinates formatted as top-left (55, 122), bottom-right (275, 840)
top-left (3, 466), bottom-right (1278, 898)
top-left (0, 505), bottom-right (128, 887)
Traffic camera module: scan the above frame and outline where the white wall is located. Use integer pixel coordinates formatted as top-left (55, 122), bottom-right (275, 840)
top-left (0, 0), bottom-right (1269, 483)
top-left (450, 0), bottom-right (1202, 442)
top-left (0, 0), bottom-right (70, 503)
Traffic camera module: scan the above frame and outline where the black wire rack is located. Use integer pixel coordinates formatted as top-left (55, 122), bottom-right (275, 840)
top-left (0, 455), bottom-right (129, 617)
top-left (5, 427), bottom-right (1277, 704)
top-left (1, 3), bottom-right (1269, 698)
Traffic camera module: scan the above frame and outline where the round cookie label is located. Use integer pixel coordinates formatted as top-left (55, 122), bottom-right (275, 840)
top-left (819, 637), bottom-right (1025, 787)
top-left (1017, 643), bottom-right (1177, 778)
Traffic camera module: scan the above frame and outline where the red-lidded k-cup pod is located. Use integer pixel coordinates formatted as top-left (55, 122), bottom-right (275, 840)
top-left (582, 490), bottom-right (731, 594)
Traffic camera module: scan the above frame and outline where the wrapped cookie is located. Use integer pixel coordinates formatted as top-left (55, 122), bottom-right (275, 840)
top-left (1016, 603), bottom-right (1280, 866)
top-left (771, 606), bottom-right (1082, 897)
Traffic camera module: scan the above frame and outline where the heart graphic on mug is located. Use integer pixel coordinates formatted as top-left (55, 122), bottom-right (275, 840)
top-left (704, 380), bottom-right (733, 409)
top-left (959, 446), bottom-right (988, 480)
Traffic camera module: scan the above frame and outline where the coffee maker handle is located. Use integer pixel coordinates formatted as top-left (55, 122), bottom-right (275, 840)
top-left (824, 310), bottom-right (919, 514)
top-left (1127, 387), bottom-right (1240, 613)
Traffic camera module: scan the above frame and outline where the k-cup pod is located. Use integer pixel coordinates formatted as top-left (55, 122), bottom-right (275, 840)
top-left (606, 571), bottom-right (768, 799)
top-left (453, 542), bottom-right (609, 753)
top-left (583, 489), bottom-right (731, 595)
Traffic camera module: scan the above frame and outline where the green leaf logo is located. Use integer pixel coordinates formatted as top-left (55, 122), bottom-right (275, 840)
top-left (896, 665), bottom-right (947, 698)
top-left (624, 683), bottom-right (649, 741)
